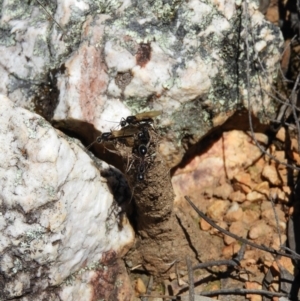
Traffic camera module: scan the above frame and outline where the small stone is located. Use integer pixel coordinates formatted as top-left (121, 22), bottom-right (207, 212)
top-left (224, 221), bottom-right (247, 245)
top-left (233, 172), bottom-right (254, 193)
top-left (224, 202), bottom-right (243, 222)
top-left (276, 256), bottom-right (294, 275)
top-left (169, 273), bottom-right (176, 280)
top-left (253, 181), bottom-right (269, 195)
top-left (213, 183), bottom-right (233, 200)
top-left (260, 200), bottom-right (272, 211)
top-left (222, 242), bottom-right (241, 259)
top-left (242, 210), bottom-right (260, 226)
top-left (245, 282), bottom-right (262, 301)
top-left (261, 208), bottom-right (286, 231)
top-left (229, 190), bottom-right (246, 203)
top-left (135, 278), bottom-right (146, 295)
top-left (262, 165), bottom-right (281, 186)
top-left (274, 151), bottom-right (285, 162)
top-left (200, 218), bottom-right (211, 231)
top-left (248, 157), bottom-right (265, 183)
top-left (210, 221), bottom-right (228, 236)
top-left (206, 200), bottom-right (230, 221)
top-left (246, 191), bottom-right (265, 202)
top-left (275, 127), bottom-right (285, 142)
top-left (291, 138), bottom-right (299, 152)
top-left (292, 151), bottom-right (300, 165)
top-left (249, 220), bottom-right (272, 239)
top-left (270, 234), bottom-right (287, 250)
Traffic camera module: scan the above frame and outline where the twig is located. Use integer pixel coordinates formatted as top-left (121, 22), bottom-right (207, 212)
top-left (141, 276), bottom-right (154, 301)
top-left (186, 256), bottom-right (194, 301)
top-left (269, 195), bottom-right (282, 247)
top-left (198, 288), bottom-right (288, 298)
top-left (289, 73), bottom-right (300, 151)
top-left (184, 196), bottom-right (300, 261)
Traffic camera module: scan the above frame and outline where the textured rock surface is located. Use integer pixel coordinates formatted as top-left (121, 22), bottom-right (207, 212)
top-left (0, 0), bottom-right (283, 164)
top-left (0, 95), bottom-right (134, 300)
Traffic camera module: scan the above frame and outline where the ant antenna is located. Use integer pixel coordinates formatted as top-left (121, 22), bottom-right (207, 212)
top-left (35, 0), bottom-right (66, 40)
top-left (86, 140), bottom-right (96, 150)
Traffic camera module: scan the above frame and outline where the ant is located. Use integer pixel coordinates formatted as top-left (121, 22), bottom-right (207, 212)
top-left (120, 110), bottom-right (162, 127)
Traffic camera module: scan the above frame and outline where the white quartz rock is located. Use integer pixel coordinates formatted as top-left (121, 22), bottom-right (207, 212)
top-left (0, 95), bottom-right (134, 300)
top-left (0, 0), bottom-right (283, 156)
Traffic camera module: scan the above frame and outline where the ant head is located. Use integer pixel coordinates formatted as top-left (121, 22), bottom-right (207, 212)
top-left (138, 144), bottom-right (147, 156)
top-left (101, 132), bottom-right (112, 141)
top-left (120, 118), bottom-right (127, 127)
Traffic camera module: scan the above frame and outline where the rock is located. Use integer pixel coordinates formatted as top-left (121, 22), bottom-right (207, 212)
top-left (233, 172), bottom-right (254, 193)
top-left (275, 127), bottom-right (286, 142)
top-left (0, 0), bottom-right (283, 162)
top-left (229, 190), bottom-right (246, 203)
top-left (135, 278), bottom-right (146, 295)
top-left (253, 181), bottom-right (269, 195)
top-left (200, 218), bottom-right (212, 231)
top-left (242, 209), bottom-right (260, 226)
top-left (224, 221), bottom-right (247, 245)
top-left (270, 234), bottom-right (287, 250)
top-left (248, 220), bottom-right (272, 240)
top-left (272, 256), bottom-right (294, 275)
top-left (0, 96), bottom-right (134, 301)
top-left (206, 200), bottom-right (230, 221)
top-left (224, 202), bottom-right (243, 222)
top-left (262, 165), bottom-right (281, 186)
top-left (213, 182), bottom-right (233, 200)
top-left (248, 157), bottom-right (265, 183)
top-left (173, 131), bottom-right (268, 209)
top-left (261, 207), bottom-right (286, 231)
top-left (246, 191), bottom-right (266, 202)
top-left (222, 242), bottom-right (241, 258)
top-left (245, 282), bottom-right (262, 301)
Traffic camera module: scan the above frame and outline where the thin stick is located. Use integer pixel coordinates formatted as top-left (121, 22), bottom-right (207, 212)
top-left (197, 288), bottom-right (288, 298)
top-left (184, 196), bottom-right (300, 261)
top-left (186, 256), bottom-right (194, 301)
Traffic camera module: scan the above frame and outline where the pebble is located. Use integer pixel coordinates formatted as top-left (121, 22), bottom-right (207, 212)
top-left (233, 172), bottom-right (254, 193)
top-left (224, 221), bottom-right (247, 245)
top-left (248, 220), bottom-right (272, 239)
top-left (246, 191), bottom-right (265, 202)
top-left (213, 182), bottom-right (233, 200)
top-left (206, 200), bottom-right (230, 221)
top-left (253, 181), bottom-right (269, 195)
top-left (224, 202), bottom-right (243, 222)
top-left (262, 165), bottom-right (281, 186)
top-left (200, 218), bottom-right (211, 231)
top-left (229, 190), bottom-right (246, 203)
top-left (242, 209), bottom-right (260, 225)
top-left (222, 242), bottom-right (241, 258)
top-left (261, 208), bottom-right (286, 231)
top-left (275, 127), bottom-right (285, 142)
top-left (135, 278), bottom-right (146, 295)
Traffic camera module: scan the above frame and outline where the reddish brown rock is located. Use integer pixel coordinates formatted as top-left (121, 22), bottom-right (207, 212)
top-left (233, 172), bottom-right (254, 193)
top-left (229, 190), bottom-right (246, 203)
top-left (248, 220), bottom-right (272, 239)
top-left (224, 221), bottom-right (248, 245)
top-left (242, 209), bottom-right (260, 226)
top-left (262, 165), bottom-right (281, 186)
top-left (213, 182), bottom-right (233, 200)
top-left (224, 202), bottom-right (243, 222)
top-left (206, 200), bottom-right (230, 221)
